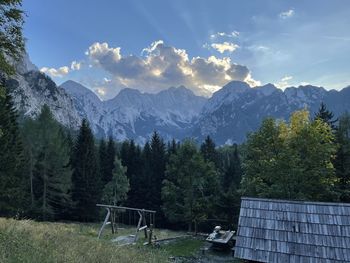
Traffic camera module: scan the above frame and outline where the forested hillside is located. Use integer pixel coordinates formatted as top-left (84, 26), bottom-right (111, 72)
top-left (2, 89), bottom-right (350, 231)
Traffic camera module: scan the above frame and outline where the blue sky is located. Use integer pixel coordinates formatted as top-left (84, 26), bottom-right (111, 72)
top-left (23, 0), bottom-right (350, 99)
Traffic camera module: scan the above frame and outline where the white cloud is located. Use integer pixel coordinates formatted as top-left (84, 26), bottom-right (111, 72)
top-left (71, 61), bottom-right (82, 70)
top-left (40, 66), bottom-right (69, 77)
top-left (275, 75), bottom-right (293, 89)
top-left (84, 40), bottom-right (258, 96)
top-left (245, 73), bottom-right (261, 87)
top-left (210, 31), bottom-right (239, 39)
top-left (41, 60), bottom-right (81, 78)
top-left (281, 76), bottom-right (292, 82)
top-left (86, 42), bottom-right (121, 66)
top-left (211, 42), bottom-right (239, 53)
top-left (279, 9), bottom-right (294, 19)
top-left (142, 40), bottom-right (164, 54)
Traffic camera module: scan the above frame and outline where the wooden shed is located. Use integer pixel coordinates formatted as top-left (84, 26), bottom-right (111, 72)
top-left (234, 197), bottom-right (350, 262)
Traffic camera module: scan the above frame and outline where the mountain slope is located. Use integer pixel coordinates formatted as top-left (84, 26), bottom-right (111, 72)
top-left (61, 81), bottom-right (206, 143)
top-left (6, 55), bottom-right (81, 129)
top-left (61, 80), bottom-right (105, 136)
top-left (8, 55), bottom-right (350, 145)
top-left (192, 82), bottom-right (350, 144)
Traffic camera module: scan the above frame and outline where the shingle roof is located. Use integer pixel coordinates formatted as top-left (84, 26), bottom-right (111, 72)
top-left (234, 197), bottom-right (350, 263)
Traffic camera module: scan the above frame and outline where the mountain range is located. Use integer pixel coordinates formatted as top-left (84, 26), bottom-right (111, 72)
top-left (8, 56), bottom-right (350, 145)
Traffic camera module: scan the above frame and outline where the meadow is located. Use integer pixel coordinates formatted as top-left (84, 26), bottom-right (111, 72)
top-left (0, 218), bottom-right (213, 263)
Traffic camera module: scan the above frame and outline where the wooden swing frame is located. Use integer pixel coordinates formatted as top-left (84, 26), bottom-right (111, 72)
top-left (96, 204), bottom-right (156, 243)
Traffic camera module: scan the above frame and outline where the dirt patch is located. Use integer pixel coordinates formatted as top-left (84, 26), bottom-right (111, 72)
top-left (111, 235), bottom-right (135, 245)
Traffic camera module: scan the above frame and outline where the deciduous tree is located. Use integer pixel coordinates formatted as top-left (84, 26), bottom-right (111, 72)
top-left (242, 110), bottom-right (337, 201)
top-left (162, 140), bottom-right (219, 233)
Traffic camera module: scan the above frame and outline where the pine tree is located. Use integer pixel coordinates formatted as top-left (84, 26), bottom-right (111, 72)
top-left (334, 112), bottom-right (350, 202)
top-left (0, 0), bottom-right (25, 76)
top-left (167, 138), bottom-right (178, 157)
top-left (0, 0), bottom-right (25, 139)
top-left (23, 105), bottom-right (72, 220)
top-left (314, 102), bottom-right (337, 130)
top-left (106, 137), bottom-right (116, 183)
top-left (99, 139), bottom-right (108, 185)
top-left (217, 144), bottom-right (242, 229)
top-left (71, 119), bottom-right (101, 222)
top-left (120, 140), bottom-right (143, 208)
top-left (0, 87), bottom-right (27, 216)
top-left (200, 135), bottom-right (219, 168)
top-left (149, 132), bottom-right (166, 224)
top-left (141, 141), bottom-right (152, 209)
top-left (21, 117), bottom-right (37, 209)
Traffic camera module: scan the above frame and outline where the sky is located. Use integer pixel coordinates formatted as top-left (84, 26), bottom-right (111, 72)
top-left (23, 0), bottom-right (350, 99)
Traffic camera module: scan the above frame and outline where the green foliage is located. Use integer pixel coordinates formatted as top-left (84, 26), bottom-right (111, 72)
top-left (334, 112), bottom-right (350, 202)
top-left (0, 0), bottom-right (25, 76)
top-left (99, 139), bottom-right (107, 182)
top-left (148, 132), bottom-right (167, 222)
top-left (21, 105), bottom-right (72, 220)
top-left (106, 137), bottom-right (116, 180)
top-left (216, 144), bottom-right (242, 229)
top-left (71, 119), bottom-right (101, 222)
top-left (167, 138), bottom-right (179, 157)
top-left (0, 86), bottom-right (26, 216)
top-left (101, 157), bottom-right (129, 205)
top-left (314, 102), bottom-right (337, 130)
top-left (120, 139), bottom-right (143, 208)
top-left (242, 110), bottom-right (337, 201)
top-left (162, 140), bottom-right (219, 232)
top-left (200, 135), bottom-right (219, 168)
top-left (99, 137), bottom-right (116, 186)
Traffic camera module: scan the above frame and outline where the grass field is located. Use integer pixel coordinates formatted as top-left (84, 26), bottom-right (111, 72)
top-left (0, 217), bottom-right (210, 263)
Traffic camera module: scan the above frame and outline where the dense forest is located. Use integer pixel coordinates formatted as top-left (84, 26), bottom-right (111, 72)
top-left (1, 79), bottom-right (350, 232)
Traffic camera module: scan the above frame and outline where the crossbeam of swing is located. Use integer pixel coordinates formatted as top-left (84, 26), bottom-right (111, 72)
top-left (96, 204), bottom-right (156, 214)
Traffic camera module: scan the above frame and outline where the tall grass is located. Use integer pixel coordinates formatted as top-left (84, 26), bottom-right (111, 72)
top-left (0, 218), bottom-right (168, 263)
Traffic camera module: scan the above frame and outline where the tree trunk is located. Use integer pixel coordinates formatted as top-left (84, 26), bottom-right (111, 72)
top-left (42, 151), bottom-right (48, 221)
top-left (43, 173), bottom-right (47, 220)
top-left (188, 221), bottom-right (192, 232)
top-left (29, 151), bottom-right (34, 207)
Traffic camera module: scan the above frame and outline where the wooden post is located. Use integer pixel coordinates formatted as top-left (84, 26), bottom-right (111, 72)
top-left (142, 209), bottom-right (148, 239)
top-left (98, 208), bottom-right (111, 239)
top-left (153, 213), bottom-right (156, 228)
top-left (134, 210), bottom-right (142, 242)
top-left (110, 209), bottom-right (115, 234)
top-left (148, 223), bottom-right (153, 244)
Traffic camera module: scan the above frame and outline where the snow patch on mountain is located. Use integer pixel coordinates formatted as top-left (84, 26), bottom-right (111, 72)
top-left (6, 55), bottom-right (81, 129)
top-left (61, 81), bottom-right (207, 142)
